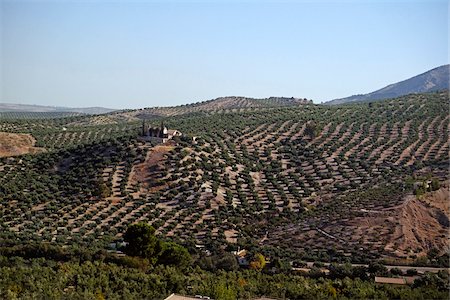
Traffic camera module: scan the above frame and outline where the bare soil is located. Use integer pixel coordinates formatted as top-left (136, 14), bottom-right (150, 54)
top-left (0, 132), bottom-right (45, 157)
top-left (385, 188), bottom-right (449, 257)
top-left (132, 144), bottom-right (174, 191)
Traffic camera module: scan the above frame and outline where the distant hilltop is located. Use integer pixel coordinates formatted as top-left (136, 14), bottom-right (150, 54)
top-left (326, 64), bottom-right (449, 105)
top-left (0, 103), bottom-right (116, 115)
top-left (133, 95), bottom-right (313, 120)
top-left (189, 96), bottom-right (313, 108)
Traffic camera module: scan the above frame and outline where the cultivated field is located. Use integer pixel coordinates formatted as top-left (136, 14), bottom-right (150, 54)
top-left (0, 91), bottom-right (448, 263)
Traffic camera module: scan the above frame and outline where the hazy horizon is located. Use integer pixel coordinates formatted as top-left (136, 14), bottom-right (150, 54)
top-left (1, 0), bottom-right (448, 109)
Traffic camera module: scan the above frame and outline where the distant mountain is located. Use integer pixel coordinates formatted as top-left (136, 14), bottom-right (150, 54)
top-left (0, 103), bottom-right (116, 114)
top-left (326, 65), bottom-right (449, 105)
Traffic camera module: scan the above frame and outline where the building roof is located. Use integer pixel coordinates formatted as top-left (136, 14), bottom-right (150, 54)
top-left (375, 276), bottom-right (407, 285)
top-left (234, 249), bottom-right (247, 257)
top-left (404, 276), bottom-right (419, 284)
top-left (164, 294), bottom-right (212, 300)
top-left (164, 293), bottom-right (281, 300)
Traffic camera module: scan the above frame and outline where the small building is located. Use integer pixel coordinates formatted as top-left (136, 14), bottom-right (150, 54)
top-left (164, 292), bottom-right (279, 299)
top-left (165, 294), bottom-right (212, 300)
top-left (404, 276), bottom-right (419, 284)
top-left (374, 276), bottom-right (407, 285)
top-left (232, 249), bottom-right (247, 257)
top-left (232, 248), bottom-right (249, 267)
top-left (139, 120), bottom-right (182, 143)
top-left (237, 256), bottom-right (249, 267)
top-left (231, 248), bottom-right (250, 267)
top-left (109, 241), bottom-right (127, 250)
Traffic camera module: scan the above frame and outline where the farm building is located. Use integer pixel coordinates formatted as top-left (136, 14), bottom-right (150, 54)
top-left (374, 276), bottom-right (407, 285)
top-left (140, 120), bottom-right (182, 143)
top-left (164, 294), bottom-right (278, 300)
top-left (164, 294), bottom-right (211, 300)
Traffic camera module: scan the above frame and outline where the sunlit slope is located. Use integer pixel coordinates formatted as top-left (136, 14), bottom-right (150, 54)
top-left (0, 91), bottom-right (448, 261)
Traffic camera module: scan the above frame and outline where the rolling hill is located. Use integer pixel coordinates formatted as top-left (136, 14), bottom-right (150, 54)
top-left (0, 103), bottom-right (116, 114)
top-left (0, 91), bottom-right (449, 299)
top-left (0, 91), bottom-right (448, 264)
top-left (327, 65), bottom-right (449, 105)
top-left (62, 96), bottom-right (314, 125)
top-left (125, 96), bottom-right (313, 120)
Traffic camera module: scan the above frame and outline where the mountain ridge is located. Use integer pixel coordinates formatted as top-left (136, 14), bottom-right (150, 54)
top-left (326, 65), bottom-right (449, 105)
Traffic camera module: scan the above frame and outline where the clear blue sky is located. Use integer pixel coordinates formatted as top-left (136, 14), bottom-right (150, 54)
top-left (0, 0), bottom-right (448, 109)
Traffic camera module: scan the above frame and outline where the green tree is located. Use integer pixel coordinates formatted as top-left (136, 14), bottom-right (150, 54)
top-left (368, 262), bottom-right (388, 277)
top-left (329, 263), bottom-right (353, 279)
top-left (158, 242), bottom-right (191, 269)
top-left (427, 248), bottom-right (440, 260)
top-left (96, 182), bottom-right (111, 198)
top-left (431, 178), bottom-right (440, 191)
top-left (216, 253), bottom-right (239, 271)
top-left (249, 253), bottom-right (266, 271)
top-left (304, 122), bottom-right (318, 139)
top-left (214, 280), bottom-right (236, 300)
top-left (123, 223), bottom-right (159, 260)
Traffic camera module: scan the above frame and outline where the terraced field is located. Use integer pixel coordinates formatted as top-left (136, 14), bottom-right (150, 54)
top-left (0, 91), bottom-right (448, 263)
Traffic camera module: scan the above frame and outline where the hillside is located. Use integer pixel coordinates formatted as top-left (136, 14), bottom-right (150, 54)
top-left (0, 92), bottom-right (448, 265)
top-left (120, 96), bottom-right (313, 120)
top-left (59, 96), bottom-right (313, 126)
top-left (0, 132), bottom-right (45, 157)
top-left (327, 65), bottom-right (449, 105)
top-left (0, 103), bottom-right (116, 115)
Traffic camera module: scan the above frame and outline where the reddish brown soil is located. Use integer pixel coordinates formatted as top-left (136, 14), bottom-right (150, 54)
top-left (385, 187), bottom-right (449, 257)
top-left (264, 187), bottom-right (449, 260)
top-left (0, 132), bottom-right (45, 157)
top-left (421, 183), bottom-right (449, 215)
top-left (132, 144), bottom-right (174, 191)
